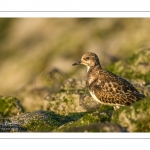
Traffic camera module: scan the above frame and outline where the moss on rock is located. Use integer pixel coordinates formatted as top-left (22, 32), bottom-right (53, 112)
top-left (41, 68), bottom-right (68, 91)
top-left (6, 107), bottom-right (113, 132)
top-left (45, 78), bottom-right (102, 115)
top-left (9, 110), bottom-right (85, 132)
top-left (55, 109), bottom-right (113, 132)
top-left (61, 78), bottom-right (87, 93)
top-left (107, 49), bottom-right (150, 83)
top-left (16, 68), bottom-right (68, 112)
top-left (45, 92), bottom-right (87, 115)
top-left (0, 96), bottom-right (24, 117)
top-left (111, 96), bottom-right (150, 132)
top-left (61, 122), bottom-right (127, 132)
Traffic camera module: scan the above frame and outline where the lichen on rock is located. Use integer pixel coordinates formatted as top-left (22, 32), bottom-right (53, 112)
top-left (107, 49), bottom-right (150, 83)
top-left (9, 110), bottom-right (85, 132)
top-left (0, 96), bottom-right (24, 117)
top-left (111, 96), bottom-right (150, 132)
top-left (55, 109), bottom-right (113, 132)
top-left (45, 78), bottom-right (101, 115)
top-left (60, 122), bottom-right (127, 132)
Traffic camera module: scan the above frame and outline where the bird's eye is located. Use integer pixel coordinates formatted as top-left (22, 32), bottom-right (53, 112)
top-left (85, 57), bottom-right (90, 60)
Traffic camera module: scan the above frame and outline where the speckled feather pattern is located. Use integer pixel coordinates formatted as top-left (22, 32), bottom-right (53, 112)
top-left (88, 67), bottom-right (145, 106)
top-left (73, 52), bottom-right (146, 107)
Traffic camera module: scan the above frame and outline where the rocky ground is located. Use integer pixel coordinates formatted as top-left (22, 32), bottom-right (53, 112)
top-left (0, 49), bottom-right (150, 132)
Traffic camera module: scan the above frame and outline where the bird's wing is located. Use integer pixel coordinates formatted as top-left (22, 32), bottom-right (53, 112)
top-left (91, 69), bottom-right (145, 106)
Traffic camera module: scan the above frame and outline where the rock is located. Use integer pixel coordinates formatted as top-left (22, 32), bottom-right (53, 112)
top-left (111, 96), bottom-right (150, 132)
top-left (0, 118), bottom-right (26, 132)
top-left (0, 96), bottom-right (24, 117)
top-left (16, 68), bottom-right (68, 112)
top-left (79, 94), bottom-right (101, 111)
top-left (42, 68), bottom-right (68, 90)
top-left (55, 109), bottom-right (113, 132)
top-left (17, 87), bottom-right (51, 112)
top-left (61, 122), bottom-right (127, 132)
top-left (45, 92), bottom-right (87, 115)
top-left (9, 110), bottom-right (65, 132)
top-left (107, 49), bottom-right (150, 83)
top-left (6, 110), bottom-right (85, 132)
top-left (1, 108), bottom-right (113, 132)
top-left (45, 78), bottom-right (101, 115)
top-left (61, 78), bottom-right (87, 93)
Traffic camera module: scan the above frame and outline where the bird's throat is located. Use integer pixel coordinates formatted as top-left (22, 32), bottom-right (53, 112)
top-left (87, 66), bottom-right (90, 72)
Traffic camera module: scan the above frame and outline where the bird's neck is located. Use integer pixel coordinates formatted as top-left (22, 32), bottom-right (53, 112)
top-left (87, 64), bottom-right (102, 86)
top-left (87, 62), bottom-right (102, 73)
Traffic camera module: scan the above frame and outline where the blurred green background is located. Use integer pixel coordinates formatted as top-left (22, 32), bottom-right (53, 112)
top-left (0, 18), bottom-right (150, 95)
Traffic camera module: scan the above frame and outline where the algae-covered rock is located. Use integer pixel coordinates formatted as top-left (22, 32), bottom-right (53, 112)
top-left (0, 118), bottom-right (26, 132)
top-left (2, 108), bottom-right (113, 132)
top-left (45, 92), bottom-right (102, 115)
top-left (0, 96), bottom-right (24, 117)
top-left (9, 110), bottom-right (65, 132)
top-left (41, 68), bottom-right (68, 90)
top-left (16, 68), bottom-right (68, 112)
top-left (45, 92), bottom-right (86, 115)
top-left (61, 78), bottom-right (87, 93)
top-left (107, 49), bottom-right (150, 83)
top-left (111, 97), bottom-right (150, 132)
top-left (45, 78), bottom-right (101, 115)
top-left (61, 122), bottom-right (127, 132)
top-left (17, 87), bottom-right (51, 112)
top-left (55, 109), bottom-right (113, 132)
top-left (8, 110), bottom-right (85, 132)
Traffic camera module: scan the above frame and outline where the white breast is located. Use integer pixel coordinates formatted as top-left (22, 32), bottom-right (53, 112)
top-left (89, 90), bottom-right (101, 103)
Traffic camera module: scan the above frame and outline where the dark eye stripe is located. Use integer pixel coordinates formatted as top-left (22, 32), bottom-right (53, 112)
top-left (85, 57), bottom-right (90, 60)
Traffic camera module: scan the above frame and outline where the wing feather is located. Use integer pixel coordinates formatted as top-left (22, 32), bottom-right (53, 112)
top-left (89, 69), bottom-right (145, 106)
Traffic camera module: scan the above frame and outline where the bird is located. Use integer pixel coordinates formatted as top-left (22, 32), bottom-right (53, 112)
top-left (72, 52), bottom-right (146, 110)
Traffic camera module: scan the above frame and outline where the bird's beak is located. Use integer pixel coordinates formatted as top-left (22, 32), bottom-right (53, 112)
top-left (72, 60), bottom-right (81, 66)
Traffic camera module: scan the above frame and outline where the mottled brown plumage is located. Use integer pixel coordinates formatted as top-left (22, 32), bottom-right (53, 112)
top-left (72, 52), bottom-right (145, 110)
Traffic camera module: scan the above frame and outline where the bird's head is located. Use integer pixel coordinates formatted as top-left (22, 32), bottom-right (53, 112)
top-left (72, 52), bottom-right (101, 70)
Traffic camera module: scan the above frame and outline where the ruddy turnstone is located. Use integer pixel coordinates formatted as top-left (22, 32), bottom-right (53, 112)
top-left (72, 52), bottom-right (145, 110)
